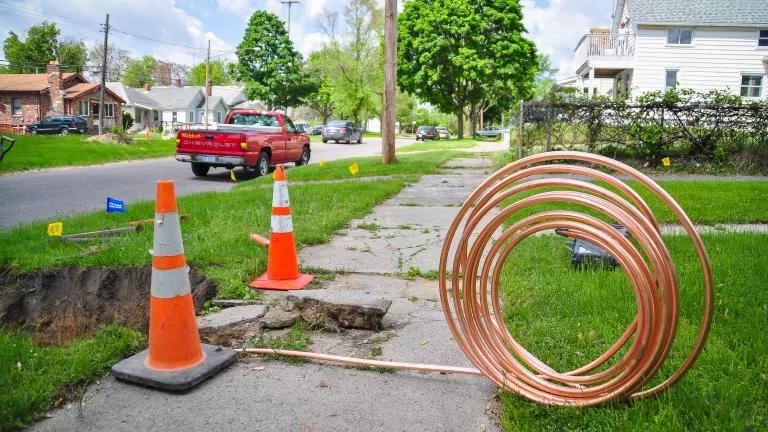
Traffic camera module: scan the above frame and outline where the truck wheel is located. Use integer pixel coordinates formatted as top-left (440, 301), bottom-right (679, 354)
top-left (191, 163), bottom-right (209, 177)
top-left (255, 151), bottom-right (270, 177)
top-left (295, 146), bottom-right (310, 166)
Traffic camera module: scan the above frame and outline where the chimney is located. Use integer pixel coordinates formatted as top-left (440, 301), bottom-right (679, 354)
top-left (144, 83), bottom-right (150, 92)
top-left (47, 61), bottom-right (64, 115)
top-left (176, 78), bottom-right (182, 88)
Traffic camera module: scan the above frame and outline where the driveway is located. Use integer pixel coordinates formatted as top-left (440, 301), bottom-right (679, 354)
top-left (0, 137), bottom-right (416, 229)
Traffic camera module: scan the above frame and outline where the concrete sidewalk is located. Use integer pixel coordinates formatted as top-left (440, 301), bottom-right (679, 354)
top-left (31, 156), bottom-right (501, 432)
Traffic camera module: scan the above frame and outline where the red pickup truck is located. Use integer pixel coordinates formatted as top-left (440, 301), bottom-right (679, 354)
top-left (175, 110), bottom-right (311, 177)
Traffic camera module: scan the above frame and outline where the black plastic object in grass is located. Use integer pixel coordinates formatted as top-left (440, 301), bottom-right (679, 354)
top-left (557, 224), bottom-right (631, 270)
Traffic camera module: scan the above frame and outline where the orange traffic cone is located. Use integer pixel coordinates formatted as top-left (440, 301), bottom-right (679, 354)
top-left (249, 164), bottom-right (314, 291)
top-left (112, 180), bottom-right (235, 391)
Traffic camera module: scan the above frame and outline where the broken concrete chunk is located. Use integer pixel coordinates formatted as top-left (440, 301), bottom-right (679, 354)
top-left (284, 295), bottom-right (392, 331)
top-left (197, 304), bottom-right (267, 346)
top-left (261, 308), bottom-right (300, 329)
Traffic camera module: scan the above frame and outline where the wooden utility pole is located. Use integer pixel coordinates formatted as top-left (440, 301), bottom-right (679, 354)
top-left (280, 0), bottom-right (300, 35)
top-left (98, 13), bottom-right (109, 135)
top-left (204, 40), bottom-right (210, 126)
top-left (381, 0), bottom-right (397, 164)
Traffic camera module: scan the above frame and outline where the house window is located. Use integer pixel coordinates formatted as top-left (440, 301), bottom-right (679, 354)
top-left (189, 111), bottom-right (194, 122)
top-left (216, 111), bottom-right (223, 123)
top-left (11, 97), bottom-right (22, 116)
top-left (172, 112), bottom-right (177, 122)
top-left (759, 30), bottom-right (768, 47)
top-left (104, 103), bottom-right (115, 118)
top-left (665, 69), bottom-right (678, 92)
top-left (667, 28), bottom-right (693, 45)
top-left (740, 75), bottom-right (763, 97)
top-left (79, 100), bottom-right (89, 116)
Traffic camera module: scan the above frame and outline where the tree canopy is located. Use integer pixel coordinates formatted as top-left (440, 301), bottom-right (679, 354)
top-left (122, 56), bottom-right (156, 88)
top-left (2, 21), bottom-right (87, 73)
top-left (189, 60), bottom-right (235, 86)
top-left (397, 0), bottom-right (538, 137)
top-left (236, 11), bottom-right (315, 110)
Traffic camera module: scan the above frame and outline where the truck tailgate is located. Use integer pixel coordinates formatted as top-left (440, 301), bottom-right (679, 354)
top-left (177, 131), bottom-right (242, 155)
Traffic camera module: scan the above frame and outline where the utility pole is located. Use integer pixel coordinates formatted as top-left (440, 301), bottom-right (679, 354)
top-left (381, 0), bottom-right (397, 164)
top-left (205, 40), bottom-right (210, 127)
top-left (98, 13), bottom-right (109, 136)
top-left (280, 0), bottom-right (300, 35)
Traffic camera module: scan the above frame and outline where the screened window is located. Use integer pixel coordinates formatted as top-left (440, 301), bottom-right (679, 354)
top-left (667, 28), bottom-right (693, 45)
top-left (79, 100), bottom-right (89, 116)
top-left (740, 75), bottom-right (763, 97)
top-left (11, 97), bottom-right (22, 116)
top-left (759, 30), bottom-right (768, 47)
top-left (665, 69), bottom-right (678, 92)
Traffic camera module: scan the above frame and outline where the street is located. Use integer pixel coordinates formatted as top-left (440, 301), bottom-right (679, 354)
top-left (0, 137), bottom-right (416, 229)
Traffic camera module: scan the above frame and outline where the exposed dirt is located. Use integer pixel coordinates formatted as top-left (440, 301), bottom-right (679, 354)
top-left (0, 265), bottom-right (217, 345)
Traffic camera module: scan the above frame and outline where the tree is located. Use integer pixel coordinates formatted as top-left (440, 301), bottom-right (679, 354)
top-left (397, 0), bottom-right (538, 138)
top-left (236, 11), bottom-right (315, 110)
top-left (152, 60), bottom-right (189, 86)
top-left (532, 54), bottom-right (558, 99)
top-left (2, 21), bottom-right (86, 73)
top-left (88, 42), bottom-right (131, 82)
top-left (122, 55), bottom-right (156, 87)
top-left (189, 60), bottom-right (234, 86)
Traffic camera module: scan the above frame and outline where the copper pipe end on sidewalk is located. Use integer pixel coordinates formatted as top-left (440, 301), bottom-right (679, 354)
top-left (439, 151), bottom-right (714, 406)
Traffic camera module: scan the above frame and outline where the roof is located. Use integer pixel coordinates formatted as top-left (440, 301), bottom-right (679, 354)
top-left (0, 72), bottom-right (77, 92)
top-left (210, 86), bottom-right (246, 106)
top-left (63, 82), bottom-right (126, 103)
top-left (196, 95), bottom-right (227, 109)
top-left (621, 0), bottom-right (768, 27)
top-left (139, 86), bottom-right (203, 110)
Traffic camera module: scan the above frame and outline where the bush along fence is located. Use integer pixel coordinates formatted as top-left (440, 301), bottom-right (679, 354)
top-left (514, 89), bottom-right (768, 173)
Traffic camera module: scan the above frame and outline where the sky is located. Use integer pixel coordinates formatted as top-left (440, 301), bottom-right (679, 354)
top-left (0, 0), bottom-right (615, 79)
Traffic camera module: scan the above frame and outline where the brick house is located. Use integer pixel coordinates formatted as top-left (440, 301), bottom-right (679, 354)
top-left (0, 61), bottom-right (124, 132)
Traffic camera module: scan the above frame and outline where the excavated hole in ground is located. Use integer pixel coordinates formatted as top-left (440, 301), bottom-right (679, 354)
top-left (0, 265), bottom-right (217, 346)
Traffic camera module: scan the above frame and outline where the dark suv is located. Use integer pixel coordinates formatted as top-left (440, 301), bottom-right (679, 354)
top-left (28, 115), bottom-right (88, 135)
top-left (415, 125), bottom-right (439, 141)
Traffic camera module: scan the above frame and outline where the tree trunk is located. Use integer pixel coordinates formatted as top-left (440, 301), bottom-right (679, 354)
top-left (457, 106), bottom-right (464, 139)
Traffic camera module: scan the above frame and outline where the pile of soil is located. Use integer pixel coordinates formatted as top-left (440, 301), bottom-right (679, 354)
top-left (0, 265), bottom-right (216, 345)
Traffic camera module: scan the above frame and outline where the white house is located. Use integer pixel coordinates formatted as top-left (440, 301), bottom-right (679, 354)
top-left (562, 0), bottom-right (768, 99)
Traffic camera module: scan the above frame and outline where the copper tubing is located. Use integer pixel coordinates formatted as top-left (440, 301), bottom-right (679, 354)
top-left (238, 151), bottom-right (713, 407)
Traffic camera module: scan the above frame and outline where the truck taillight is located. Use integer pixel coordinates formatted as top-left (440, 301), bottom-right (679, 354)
top-left (240, 142), bottom-right (248, 150)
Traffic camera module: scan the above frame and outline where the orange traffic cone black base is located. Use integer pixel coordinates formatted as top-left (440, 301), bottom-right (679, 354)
top-left (111, 180), bottom-right (235, 391)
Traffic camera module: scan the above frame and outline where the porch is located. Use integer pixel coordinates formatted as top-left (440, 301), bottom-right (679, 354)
top-left (574, 33), bottom-right (635, 97)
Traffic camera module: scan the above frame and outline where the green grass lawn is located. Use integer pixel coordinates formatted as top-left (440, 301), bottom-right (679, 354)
top-left (497, 233), bottom-right (767, 431)
top-left (238, 151), bottom-right (453, 186)
top-left (397, 138), bottom-right (479, 153)
top-left (0, 134), bottom-right (176, 174)
top-left (0, 325), bottom-right (144, 430)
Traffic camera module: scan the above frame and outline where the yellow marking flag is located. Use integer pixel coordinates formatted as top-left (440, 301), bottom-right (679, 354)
top-left (319, 159), bottom-right (326, 166)
top-left (47, 222), bottom-right (63, 237)
top-left (230, 170), bottom-right (237, 182)
top-left (348, 163), bottom-right (360, 175)
top-left (661, 157), bottom-right (671, 167)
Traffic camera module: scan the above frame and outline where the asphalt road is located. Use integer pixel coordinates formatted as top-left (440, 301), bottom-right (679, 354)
top-left (0, 137), bottom-right (416, 229)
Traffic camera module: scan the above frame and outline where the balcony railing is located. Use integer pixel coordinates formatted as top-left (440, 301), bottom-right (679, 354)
top-left (575, 33), bottom-right (635, 68)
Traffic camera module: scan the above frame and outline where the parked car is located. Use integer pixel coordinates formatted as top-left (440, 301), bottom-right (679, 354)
top-left (322, 120), bottom-right (362, 144)
top-left (308, 124), bottom-right (324, 135)
top-left (415, 125), bottom-right (439, 141)
top-left (475, 126), bottom-right (504, 139)
top-left (435, 126), bottom-right (450, 139)
top-left (28, 115), bottom-right (88, 135)
top-left (295, 123), bottom-right (310, 134)
top-left (175, 109), bottom-right (311, 177)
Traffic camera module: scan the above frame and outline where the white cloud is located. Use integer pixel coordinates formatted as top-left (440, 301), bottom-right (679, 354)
top-left (217, 0), bottom-right (254, 17)
top-left (521, 0), bottom-right (613, 79)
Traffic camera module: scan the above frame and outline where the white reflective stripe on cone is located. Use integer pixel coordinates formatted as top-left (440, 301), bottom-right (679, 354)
top-left (271, 215), bottom-right (294, 233)
top-left (152, 212), bottom-right (184, 257)
top-left (272, 181), bottom-right (290, 207)
top-left (151, 266), bottom-right (192, 298)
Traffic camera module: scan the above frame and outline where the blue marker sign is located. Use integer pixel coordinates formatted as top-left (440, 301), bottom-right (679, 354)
top-left (106, 197), bottom-right (126, 213)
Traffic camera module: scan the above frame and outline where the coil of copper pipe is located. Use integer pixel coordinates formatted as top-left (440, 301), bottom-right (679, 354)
top-left (239, 151), bottom-right (713, 407)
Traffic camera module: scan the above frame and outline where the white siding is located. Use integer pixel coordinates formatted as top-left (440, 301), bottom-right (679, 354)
top-left (631, 25), bottom-right (768, 97)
